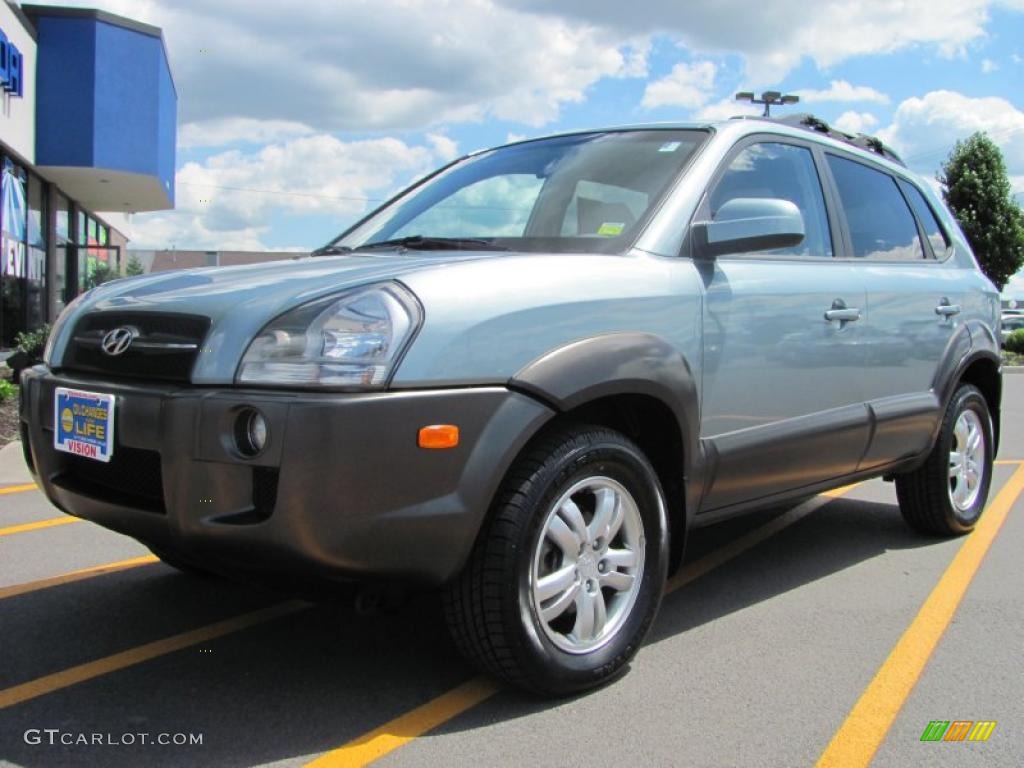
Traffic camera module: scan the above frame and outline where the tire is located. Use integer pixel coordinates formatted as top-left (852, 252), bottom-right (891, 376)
top-left (896, 384), bottom-right (993, 536)
top-left (148, 546), bottom-right (216, 577)
top-left (443, 424), bottom-right (669, 696)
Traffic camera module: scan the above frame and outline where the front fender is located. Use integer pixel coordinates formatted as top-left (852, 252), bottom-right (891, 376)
top-left (509, 332), bottom-right (703, 530)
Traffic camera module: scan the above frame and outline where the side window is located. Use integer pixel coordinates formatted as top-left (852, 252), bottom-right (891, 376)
top-left (898, 180), bottom-right (951, 257)
top-left (708, 142), bottom-right (833, 257)
top-left (826, 155), bottom-right (925, 261)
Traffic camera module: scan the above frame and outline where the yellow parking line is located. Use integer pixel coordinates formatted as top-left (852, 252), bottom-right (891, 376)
top-left (0, 555), bottom-right (159, 601)
top-left (816, 463), bottom-right (1024, 768)
top-left (0, 600), bottom-right (307, 710)
top-left (0, 483), bottom-right (37, 495)
top-left (306, 678), bottom-right (501, 768)
top-left (994, 459), bottom-right (1024, 465)
top-left (0, 516), bottom-right (80, 537)
top-left (665, 483), bottom-right (857, 595)
top-left (306, 485), bottom-right (858, 768)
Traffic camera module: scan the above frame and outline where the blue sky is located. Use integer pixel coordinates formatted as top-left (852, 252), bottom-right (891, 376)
top-left (28, 0), bottom-right (1024, 259)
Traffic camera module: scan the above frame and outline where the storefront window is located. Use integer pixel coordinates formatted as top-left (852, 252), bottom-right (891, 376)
top-left (28, 175), bottom-right (45, 248)
top-left (56, 195), bottom-right (70, 244)
top-left (1, 157), bottom-right (28, 346)
top-left (55, 195), bottom-right (70, 314)
top-left (26, 176), bottom-right (47, 331)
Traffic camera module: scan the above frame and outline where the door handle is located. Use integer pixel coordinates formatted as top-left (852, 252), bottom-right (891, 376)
top-left (824, 299), bottom-right (862, 324)
top-left (935, 299), bottom-right (961, 318)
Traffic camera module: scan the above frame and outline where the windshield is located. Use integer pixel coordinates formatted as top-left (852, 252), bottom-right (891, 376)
top-left (328, 130), bottom-right (707, 254)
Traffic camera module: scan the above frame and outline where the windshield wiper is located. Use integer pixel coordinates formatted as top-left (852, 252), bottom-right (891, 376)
top-left (354, 236), bottom-right (510, 252)
top-left (310, 244), bottom-right (354, 256)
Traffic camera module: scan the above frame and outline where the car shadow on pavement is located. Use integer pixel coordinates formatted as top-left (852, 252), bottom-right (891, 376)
top-left (0, 496), bottom-right (949, 767)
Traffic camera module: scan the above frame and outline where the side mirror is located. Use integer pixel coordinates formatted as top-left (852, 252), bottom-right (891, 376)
top-left (692, 197), bottom-right (805, 259)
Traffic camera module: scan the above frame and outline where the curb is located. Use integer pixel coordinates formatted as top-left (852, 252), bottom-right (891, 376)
top-left (0, 441), bottom-right (33, 485)
top-left (1003, 366), bottom-right (1024, 375)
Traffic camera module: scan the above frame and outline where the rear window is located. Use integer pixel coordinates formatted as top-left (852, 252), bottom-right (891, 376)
top-left (826, 155), bottom-right (925, 261)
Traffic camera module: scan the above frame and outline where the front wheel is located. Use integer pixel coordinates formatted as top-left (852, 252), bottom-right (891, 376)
top-left (896, 384), bottom-right (993, 536)
top-left (443, 425), bottom-right (668, 695)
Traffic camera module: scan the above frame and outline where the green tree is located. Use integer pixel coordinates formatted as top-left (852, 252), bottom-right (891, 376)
top-left (125, 254), bottom-right (145, 276)
top-left (84, 261), bottom-right (114, 289)
top-left (939, 132), bottom-right (1024, 290)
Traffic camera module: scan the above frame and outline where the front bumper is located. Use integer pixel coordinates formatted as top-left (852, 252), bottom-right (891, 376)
top-left (19, 367), bottom-right (552, 585)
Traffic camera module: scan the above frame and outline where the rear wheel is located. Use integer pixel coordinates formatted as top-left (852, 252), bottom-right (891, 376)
top-left (443, 425), bottom-right (668, 695)
top-left (896, 384), bottom-right (993, 536)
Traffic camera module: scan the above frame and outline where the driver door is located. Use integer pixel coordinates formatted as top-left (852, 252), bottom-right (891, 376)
top-left (698, 139), bottom-right (870, 512)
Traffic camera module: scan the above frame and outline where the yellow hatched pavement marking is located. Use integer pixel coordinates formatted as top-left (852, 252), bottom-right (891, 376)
top-left (306, 485), bottom-right (859, 768)
top-left (0, 555), bottom-right (160, 600)
top-left (0, 483), bottom-right (39, 496)
top-left (0, 601), bottom-right (307, 710)
top-left (0, 516), bottom-right (80, 537)
top-left (816, 463), bottom-right (1024, 768)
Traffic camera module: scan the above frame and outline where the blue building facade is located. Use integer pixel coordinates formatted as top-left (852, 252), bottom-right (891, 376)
top-left (0, 3), bottom-right (176, 347)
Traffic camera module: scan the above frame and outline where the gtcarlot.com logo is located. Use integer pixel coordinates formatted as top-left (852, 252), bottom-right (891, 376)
top-left (920, 720), bottom-right (997, 742)
top-left (24, 729), bottom-right (203, 747)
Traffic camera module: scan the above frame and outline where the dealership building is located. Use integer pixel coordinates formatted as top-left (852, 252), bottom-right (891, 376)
top-left (0, 2), bottom-right (175, 348)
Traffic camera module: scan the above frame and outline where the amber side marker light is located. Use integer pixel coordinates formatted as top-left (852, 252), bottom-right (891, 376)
top-left (418, 425), bottom-right (460, 449)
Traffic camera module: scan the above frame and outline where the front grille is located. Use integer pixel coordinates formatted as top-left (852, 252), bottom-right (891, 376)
top-left (62, 312), bottom-right (211, 383)
top-left (56, 445), bottom-right (166, 513)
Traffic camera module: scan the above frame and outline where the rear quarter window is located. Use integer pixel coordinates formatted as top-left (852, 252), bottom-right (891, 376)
top-left (898, 179), bottom-right (951, 257)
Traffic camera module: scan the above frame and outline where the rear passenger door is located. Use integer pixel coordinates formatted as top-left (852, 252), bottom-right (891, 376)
top-left (697, 139), bottom-right (870, 512)
top-left (823, 154), bottom-right (964, 469)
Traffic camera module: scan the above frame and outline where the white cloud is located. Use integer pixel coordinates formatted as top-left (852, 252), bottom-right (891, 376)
top-left (35, 0), bottom-right (649, 134)
top-left (124, 134), bottom-right (448, 249)
top-left (178, 118), bottom-right (316, 148)
top-left (37, 0), bottom-right (1003, 140)
top-left (693, 97), bottom-right (761, 121)
top-left (981, 58), bottom-right (1000, 73)
top-left (833, 111), bottom-right (880, 134)
top-left (497, 0), bottom-right (995, 82)
top-left (641, 61), bottom-right (716, 109)
top-left (878, 91), bottom-right (1024, 176)
top-left (425, 134), bottom-right (460, 162)
top-left (1013, 53), bottom-right (1023, 64)
top-left (794, 80), bottom-right (890, 105)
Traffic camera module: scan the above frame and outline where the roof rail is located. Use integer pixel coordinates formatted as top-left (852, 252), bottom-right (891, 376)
top-left (733, 112), bottom-right (905, 167)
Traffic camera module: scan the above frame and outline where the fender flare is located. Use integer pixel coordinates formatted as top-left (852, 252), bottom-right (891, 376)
top-left (509, 332), bottom-right (704, 560)
top-left (929, 320), bottom-right (1002, 454)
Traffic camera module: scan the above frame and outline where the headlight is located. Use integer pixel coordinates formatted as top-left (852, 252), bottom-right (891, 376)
top-left (237, 283), bottom-right (422, 389)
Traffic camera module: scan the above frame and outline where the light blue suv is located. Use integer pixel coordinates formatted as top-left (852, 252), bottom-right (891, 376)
top-left (20, 116), bottom-right (1001, 695)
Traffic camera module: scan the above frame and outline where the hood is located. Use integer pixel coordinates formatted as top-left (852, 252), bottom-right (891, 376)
top-left (51, 251), bottom-right (496, 384)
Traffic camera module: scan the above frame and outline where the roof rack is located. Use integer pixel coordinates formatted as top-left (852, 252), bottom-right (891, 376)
top-left (733, 112), bottom-right (905, 167)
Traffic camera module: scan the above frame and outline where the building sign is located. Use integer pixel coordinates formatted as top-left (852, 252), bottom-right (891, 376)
top-left (0, 26), bottom-right (24, 98)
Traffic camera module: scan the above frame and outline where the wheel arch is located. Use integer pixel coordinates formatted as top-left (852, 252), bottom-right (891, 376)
top-left (509, 333), bottom-right (703, 574)
top-left (932, 320), bottom-right (1001, 456)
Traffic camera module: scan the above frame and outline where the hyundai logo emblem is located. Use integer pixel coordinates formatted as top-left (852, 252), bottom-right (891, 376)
top-left (100, 327), bottom-right (137, 356)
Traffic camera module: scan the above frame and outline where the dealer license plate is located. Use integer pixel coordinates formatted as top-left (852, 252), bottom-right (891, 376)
top-left (53, 387), bottom-right (116, 463)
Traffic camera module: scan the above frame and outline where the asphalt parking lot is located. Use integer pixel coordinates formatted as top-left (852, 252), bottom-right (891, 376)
top-left (2, 378), bottom-right (1023, 768)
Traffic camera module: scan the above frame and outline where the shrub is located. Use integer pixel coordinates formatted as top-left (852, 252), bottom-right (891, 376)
top-left (15, 324), bottom-right (51, 359)
top-left (1004, 328), bottom-right (1024, 354)
top-left (0, 379), bottom-right (16, 402)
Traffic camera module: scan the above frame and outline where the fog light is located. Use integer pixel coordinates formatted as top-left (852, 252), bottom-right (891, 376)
top-left (235, 408), bottom-right (269, 457)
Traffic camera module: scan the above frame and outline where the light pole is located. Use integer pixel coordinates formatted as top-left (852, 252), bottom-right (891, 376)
top-left (735, 90), bottom-right (800, 117)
